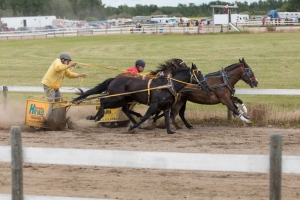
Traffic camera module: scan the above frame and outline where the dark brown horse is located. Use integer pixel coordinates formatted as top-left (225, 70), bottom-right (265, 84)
top-left (169, 58), bottom-right (258, 129)
top-left (72, 59), bottom-right (204, 134)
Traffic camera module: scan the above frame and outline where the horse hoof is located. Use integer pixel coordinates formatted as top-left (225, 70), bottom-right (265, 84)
top-left (168, 131), bottom-right (176, 134)
top-left (86, 115), bottom-right (96, 120)
top-left (127, 125), bottom-right (133, 131)
top-left (187, 126), bottom-right (193, 129)
top-left (243, 113), bottom-right (251, 120)
top-left (94, 116), bottom-right (100, 122)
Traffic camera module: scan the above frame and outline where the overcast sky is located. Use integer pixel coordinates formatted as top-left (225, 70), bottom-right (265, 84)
top-left (102, 0), bottom-right (259, 7)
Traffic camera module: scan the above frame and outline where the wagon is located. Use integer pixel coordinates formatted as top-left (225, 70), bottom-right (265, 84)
top-left (25, 96), bottom-right (136, 130)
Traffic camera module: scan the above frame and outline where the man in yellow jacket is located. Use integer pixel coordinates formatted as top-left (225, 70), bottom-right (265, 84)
top-left (41, 53), bottom-right (87, 102)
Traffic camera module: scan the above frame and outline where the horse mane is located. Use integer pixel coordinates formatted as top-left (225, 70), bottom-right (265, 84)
top-left (224, 63), bottom-right (240, 72)
top-left (205, 63), bottom-right (240, 77)
top-left (149, 58), bottom-right (187, 75)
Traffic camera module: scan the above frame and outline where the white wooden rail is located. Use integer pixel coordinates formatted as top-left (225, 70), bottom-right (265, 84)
top-left (1, 86), bottom-right (300, 95)
top-left (1, 146), bottom-right (300, 173)
top-left (1, 127), bottom-right (298, 199)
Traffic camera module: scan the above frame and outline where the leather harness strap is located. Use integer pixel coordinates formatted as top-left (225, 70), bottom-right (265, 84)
top-left (147, 79), bottom-right (153, 105)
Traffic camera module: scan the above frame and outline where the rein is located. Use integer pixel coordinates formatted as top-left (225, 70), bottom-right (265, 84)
top-left (208, 62), bottom-right (255, 96)
top-left (239, 63), bottom-right (256, 87)
top-left (76, 69), bottom-right (198, 108)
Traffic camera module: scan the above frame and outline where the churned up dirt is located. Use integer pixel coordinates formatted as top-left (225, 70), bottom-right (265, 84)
top-left (0, 102), bottom-right (300, 200)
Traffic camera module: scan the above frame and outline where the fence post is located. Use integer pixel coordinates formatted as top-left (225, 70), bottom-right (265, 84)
top-left (10, 126), bottom-right (24, 200)
top-left (270, 134), bottom-right (282, 200)
top-left (227, 108), bottom-right (232, 120)
top-left (3, 86), bottom-right (7, 109)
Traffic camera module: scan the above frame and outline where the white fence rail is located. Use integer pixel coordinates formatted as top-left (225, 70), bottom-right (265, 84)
top-left (1, 85), bottom-right (300, 95)
top-left (1, 23), bottom-right (300, 40)
top-left (0, 127), bottom-right (297, 200)
top-left (1, 145), bottom-right (300, 173)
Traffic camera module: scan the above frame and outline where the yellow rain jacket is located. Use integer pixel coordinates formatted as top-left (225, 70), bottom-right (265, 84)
top-left (41, 58), bottom-right (79, 90)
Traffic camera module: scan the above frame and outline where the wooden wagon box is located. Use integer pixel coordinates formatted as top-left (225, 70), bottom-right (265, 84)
top-left (25, 96), bottom-right (68, 129)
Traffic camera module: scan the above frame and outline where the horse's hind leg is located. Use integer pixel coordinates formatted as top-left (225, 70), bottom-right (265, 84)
top-left (122, 106), bottom-right (138, 124)
top-left (178, 101), bottom-right (193, 129)
top-left (164, 110), bottom-right (175, 134)
top-left (170, 100), bottom-right (188, 129)
top-left (128, 110), bottom-right (143, 118)
top-left (95, 98), bottom-right (126, 122)
top-left (94, 103), bottom-right (105, 122)
top-left (127, 103), bottom-right (158, 131)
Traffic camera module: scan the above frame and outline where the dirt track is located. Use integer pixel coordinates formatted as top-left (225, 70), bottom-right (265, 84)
top-left (0, 116), bottom-right (300, 200)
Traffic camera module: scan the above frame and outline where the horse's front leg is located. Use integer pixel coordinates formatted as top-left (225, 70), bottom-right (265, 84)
top-left (164, 110), bottom-right (175, 134)
top-left (127, 103), bottom-right (158, 131)
top-left (151, 111), bottom-right (163, 123)
top-left (231, 96), bottom-right (250, 119)
top-left (222, 97), bottom-right (251, 124)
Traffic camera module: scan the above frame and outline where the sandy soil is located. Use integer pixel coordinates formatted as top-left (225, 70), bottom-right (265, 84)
top-left (0, 104), bottom-right (300, 200)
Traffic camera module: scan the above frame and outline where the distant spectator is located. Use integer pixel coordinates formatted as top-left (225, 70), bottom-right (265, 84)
top-left (262, 18), bottom-right (265, 26)
top-left (266, 18), bottom-right (269, 25)
top-left (285, 17), bottom-right (288, 25)
top-left (136, 21), bottom-right (142, 31)
top-left (195, 20), bottom-right (199, 26)
top-left (278, 18), bottom-right (281, 25)
top-left (180, 17), bottom-right (183, 25)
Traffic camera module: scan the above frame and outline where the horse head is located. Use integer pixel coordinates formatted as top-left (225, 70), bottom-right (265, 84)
top-left (239, 58), bottom-right (258, 88)
top-left (188, 63), bottom-right (204, 86)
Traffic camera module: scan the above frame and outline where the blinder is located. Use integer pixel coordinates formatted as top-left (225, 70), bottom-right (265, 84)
top-left (240, 64), bottom-right (256, 87)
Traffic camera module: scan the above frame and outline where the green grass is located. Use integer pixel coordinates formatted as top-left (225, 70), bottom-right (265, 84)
top-left (1, 33), bottom-right (300, 88)
top-left (1, 32), bottom-right (300, 126)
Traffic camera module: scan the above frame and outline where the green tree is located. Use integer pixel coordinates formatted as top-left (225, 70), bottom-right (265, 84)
top-left (69, 0), bottom-right (105, 20)
top-left (286, 0), bottom-right (300, 11)
top-left (151, 10), bottom-right (163, 15)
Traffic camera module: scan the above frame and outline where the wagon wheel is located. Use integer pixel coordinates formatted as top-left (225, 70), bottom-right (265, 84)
top-left (116, 120), bottom-right (130, 127)
top-left (100, 122), bottom-right (116, 128)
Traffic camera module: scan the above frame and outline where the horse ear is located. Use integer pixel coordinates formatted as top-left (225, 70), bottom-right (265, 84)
top-left (192, 63), bottom-right (197, 69)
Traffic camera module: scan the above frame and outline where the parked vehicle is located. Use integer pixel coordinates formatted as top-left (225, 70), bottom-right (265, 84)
top-left (44, 25), bottom-right (60, 30)
top-left (17, 27), bottom-right (33, 33)
top-left (56, 25), bottom-right (67, 31)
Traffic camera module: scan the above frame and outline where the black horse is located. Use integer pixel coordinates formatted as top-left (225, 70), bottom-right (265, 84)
top-left (72, 59), bottom-right (204, 134)
top-left (168, 58), bottom-right (258, 129)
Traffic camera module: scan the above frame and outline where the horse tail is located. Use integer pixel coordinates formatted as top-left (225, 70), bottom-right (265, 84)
top-left (72, 78), bottom-right (114, 102)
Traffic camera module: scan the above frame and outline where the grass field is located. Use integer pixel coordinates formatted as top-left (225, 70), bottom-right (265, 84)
top-left (1, 32), bottom-right (300, 126)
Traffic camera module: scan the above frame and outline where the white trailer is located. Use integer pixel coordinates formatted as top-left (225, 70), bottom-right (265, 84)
top-left (214, 14), bottom-right (249, 25)
top-left (278, 12), bottom-right (300, 20)
top-left (1, 16), bottom-right (56, 29)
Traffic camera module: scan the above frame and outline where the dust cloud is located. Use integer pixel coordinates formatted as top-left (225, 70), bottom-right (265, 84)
top-left (0, 101), bottom-right (26, 130)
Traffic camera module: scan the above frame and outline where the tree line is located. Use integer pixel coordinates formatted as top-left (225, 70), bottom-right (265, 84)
top-left (0, 0), bottom-right (299, 21)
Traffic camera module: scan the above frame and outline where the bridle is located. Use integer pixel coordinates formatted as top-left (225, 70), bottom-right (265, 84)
top-left (190, 69), bottom-right (204, 87)
top-left (239, 63), bottom-right (256, 87)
